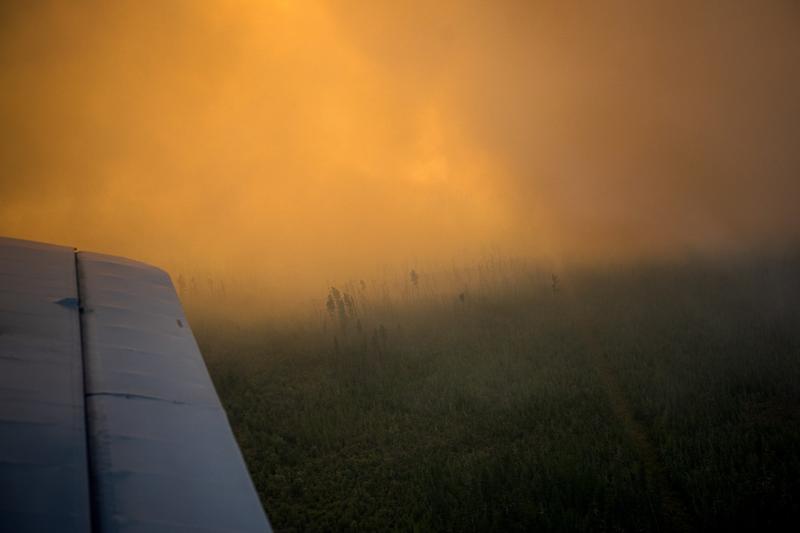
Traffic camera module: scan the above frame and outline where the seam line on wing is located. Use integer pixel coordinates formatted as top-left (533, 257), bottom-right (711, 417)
top-left (84, 391), bottom-right (208, 407)
top-left (74, 249), bottom-right (98, 533)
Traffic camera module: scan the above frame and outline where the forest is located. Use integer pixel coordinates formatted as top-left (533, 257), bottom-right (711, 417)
top-left (187, 251), bottom-right (800, 531)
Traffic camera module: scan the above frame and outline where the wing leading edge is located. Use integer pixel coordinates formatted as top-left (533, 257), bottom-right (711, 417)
top-left (0, 237), bottom-right (91, 532)
top-left (0, 237), bottom-right (271, 532)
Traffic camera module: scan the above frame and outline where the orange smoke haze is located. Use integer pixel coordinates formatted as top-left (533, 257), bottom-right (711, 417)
top-left (2, 1), bottom-right (799, 298)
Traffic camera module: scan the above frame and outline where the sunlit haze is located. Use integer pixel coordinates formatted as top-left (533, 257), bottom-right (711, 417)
top-left (2, 1), bottom-right (799, 301)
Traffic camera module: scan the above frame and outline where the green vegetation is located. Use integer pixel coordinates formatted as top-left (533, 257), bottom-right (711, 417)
top-left (192, 252), bottom-right (800, 532)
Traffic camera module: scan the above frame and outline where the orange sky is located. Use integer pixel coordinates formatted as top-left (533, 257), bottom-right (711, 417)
top-left (2, 1), bottom-right (799, 297)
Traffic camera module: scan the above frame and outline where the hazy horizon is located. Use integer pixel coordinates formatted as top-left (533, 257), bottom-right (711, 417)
top-left (3, 0), bottom-right (799, 300)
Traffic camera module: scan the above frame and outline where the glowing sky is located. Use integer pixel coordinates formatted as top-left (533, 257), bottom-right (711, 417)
top-left (2, 1), bottom-right (799, 294)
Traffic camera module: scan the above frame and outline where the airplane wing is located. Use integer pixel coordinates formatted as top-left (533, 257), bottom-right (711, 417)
top-left (0, 236), bottom-right (272, 532)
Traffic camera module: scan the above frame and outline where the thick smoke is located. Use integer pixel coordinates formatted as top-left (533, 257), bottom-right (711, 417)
top-left (2, 1), bottom-right (799, 298)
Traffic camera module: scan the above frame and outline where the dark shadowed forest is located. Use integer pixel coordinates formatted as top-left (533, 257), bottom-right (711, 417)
top-left (186, 250), bottom-right (800, 532)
